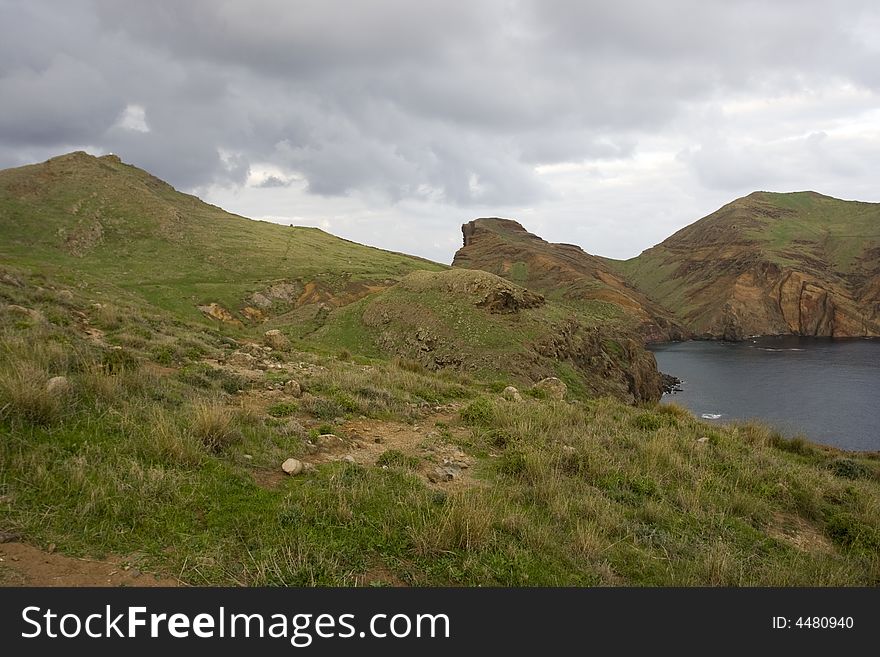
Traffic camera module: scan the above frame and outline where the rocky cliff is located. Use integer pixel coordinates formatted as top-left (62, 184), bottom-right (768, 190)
top-left (615, 192), bottom-right (880, 339)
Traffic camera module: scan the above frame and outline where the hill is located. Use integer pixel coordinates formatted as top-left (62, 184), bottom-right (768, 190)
top-left (614, 192), bottom-right (880, 339)
top-left (0, 151), bottom-right (444, 325)
top-left (0, 152), bottom-right (665, 402)
top-left (452, 218), bottom-right (688, 342)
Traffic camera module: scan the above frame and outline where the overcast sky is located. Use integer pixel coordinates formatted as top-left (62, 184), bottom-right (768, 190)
top-left (2, 1), bottom-right (879, 262)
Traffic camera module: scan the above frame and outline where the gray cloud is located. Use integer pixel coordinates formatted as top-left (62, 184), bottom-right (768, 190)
top-left (1, 0), bottom-right (879, 260)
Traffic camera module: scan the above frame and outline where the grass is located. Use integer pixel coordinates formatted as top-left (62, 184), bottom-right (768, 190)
top-left (2, 281), bottom-right (879, 587)
top-left (2, 156), bottom-right (880, 587)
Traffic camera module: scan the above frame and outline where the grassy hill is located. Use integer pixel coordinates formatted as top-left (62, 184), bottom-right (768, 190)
top-left (2, 155), bottom-right (880, 587)
top-left (0, 151), bottom-right (444, 324)
top-left (613, 192), bottom-right (880, 339)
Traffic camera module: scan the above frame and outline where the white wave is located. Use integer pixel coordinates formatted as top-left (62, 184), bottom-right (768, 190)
top-left (701, 413), bottom-right (722, 419)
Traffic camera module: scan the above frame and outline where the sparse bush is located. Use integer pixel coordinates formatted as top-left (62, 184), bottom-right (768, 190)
top-left (770, 434), bottom-right (818, 457)
top-left (336, 348), bottom-right (352, 361)
top-left (151, 343), bottom-right (181, 366)
top-left (0, 363), bottom-right (62, 425)
top-left (460, 397), bottom-right (494, 426)
top-left (655, 403), bottom-right (691, 420)
top-left (497, 449), bottom-right (527, 477)
top-left (102, 347), bottom-right (140, 374)
top-left (190, 402), bottom-right (241, 453)
top-left (829, 458), bottom-right (872, 481)
top-left (267, 401), bottom-right (299, 417)
top-left (392, 356), bottom-right (424, 374)
top-left (632, 412), bottom-right (674, 431)
top-left (411, 492), bottom-right (496, 555)
top-left (825, 512), bottom-right (880, 552)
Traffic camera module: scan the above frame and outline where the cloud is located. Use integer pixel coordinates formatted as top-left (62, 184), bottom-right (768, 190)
top-left (1, 0), bottom-right (879, 261)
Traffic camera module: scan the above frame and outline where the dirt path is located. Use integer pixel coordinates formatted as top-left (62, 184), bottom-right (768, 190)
top-left (252, 409), bottom-right (488, 492)
top-left (0, 542), bottom-right (180, 587)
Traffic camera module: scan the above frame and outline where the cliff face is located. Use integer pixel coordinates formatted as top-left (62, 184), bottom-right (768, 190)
top-left (616, 192), bottom-right (880, 340)
top-left (454, 218), bottom-right (688, 342)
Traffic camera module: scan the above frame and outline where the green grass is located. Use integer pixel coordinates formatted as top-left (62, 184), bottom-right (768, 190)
top-left (3, 276), bottom-right (879, 587)
top-left (0, 152), bottom-right (445, 327)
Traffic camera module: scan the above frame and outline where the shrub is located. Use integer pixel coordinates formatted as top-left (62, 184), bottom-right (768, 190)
top-left (267, 401), bottom-right (299, 417)
top-left (460, 397), bottom-right (494, 426)
top-left (336, 348), bottom-right (352, 361)
top-left (829, 458), bottom-right (872, 481)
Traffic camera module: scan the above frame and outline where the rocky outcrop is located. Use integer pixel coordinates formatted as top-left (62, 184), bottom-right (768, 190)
top-left (533, 319), bottom-right (663, 403)
top-left (346, 268), bottom-right (667, 403)
top-left (454, 218), bottom-right (688, 342)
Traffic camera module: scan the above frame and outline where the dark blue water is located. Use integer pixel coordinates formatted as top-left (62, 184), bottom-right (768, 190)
top-left (651, 337), bottom-right (880, 452)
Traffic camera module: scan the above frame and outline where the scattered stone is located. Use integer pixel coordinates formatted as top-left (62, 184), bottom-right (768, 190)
top-left (57, 289), bottom-right (74, 302)
top-left (45, 376), bottom-right (70, 397)
top-left (47, 543), bottom-right (56, 554)
top-left (227, 351), bottom-right (257, 368)
top-left (316, 434), bottom-right (345, 450)
top-left (696, 436), bottom-right (710, 444)
top-left (561, 445), bottom-right (576, 455)
top-left (6, 304), bottom-right (45, 323)
top-left (427, 466), bottom-right (457, 483)
top-left (281, 458), bottom-right (304, 475)
top-left (533, 377), bottom-right (567, 400)
top-left (284, 379), bottom-right (302, 397)
top-left (242, 454), bottom-right (253, 460)
top-left (0, 272), bottom-right (24, 287)
top-left (279, 419), bottom-right (305, 438)
top-left (661, 373), bottom-right (683, 394)
top-left (502, 385), bottom-right (523, 402)
top-left (342, 455), bottom-right (356, 464)
top-left (0, 531), bottom-right (22, 544)
top-left (264, 329), bottom-right (290, 350)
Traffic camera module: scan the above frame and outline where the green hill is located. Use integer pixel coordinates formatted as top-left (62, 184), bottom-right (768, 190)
top-left (0, 151), bottom-right (444, 324)
top-left (613, 192), bottom-right (880, 339)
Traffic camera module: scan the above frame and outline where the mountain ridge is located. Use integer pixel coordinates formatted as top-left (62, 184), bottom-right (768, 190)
top-left (454, 192), bottom-right (880, 341)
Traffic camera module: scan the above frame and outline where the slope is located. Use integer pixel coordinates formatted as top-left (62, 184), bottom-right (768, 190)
top-left (0, 151), bottom-right (444, 324)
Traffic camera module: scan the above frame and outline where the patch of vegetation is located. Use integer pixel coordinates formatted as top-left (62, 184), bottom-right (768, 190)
top-left (376, 449), bottom-right (420, 470)
top-left (460, 397), bottom-right (494, 426)
top-left (267, 401), bottom-right (300, 417)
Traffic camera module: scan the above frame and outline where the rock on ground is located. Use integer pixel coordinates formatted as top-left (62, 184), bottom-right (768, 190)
top-left (533, 377), bottom-right (567, 400)
top-left (264, 329), bottom-right (290, 350)
top-left (281, 458), bottom-right (304, 475)
top-left (502, 385), bottom-right (523, 402)
top-left (45, 376), bottom-right (70, 396)
top-left (284, 379), bottom-right (302, 397)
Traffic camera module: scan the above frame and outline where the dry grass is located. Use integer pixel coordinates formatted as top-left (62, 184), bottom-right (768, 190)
top-left (190, 401), bottom-right (242, 453)
top-left (0, 362), bottom-right (62, 425)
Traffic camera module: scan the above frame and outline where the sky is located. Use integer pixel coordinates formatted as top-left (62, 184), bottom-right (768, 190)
top-left (2, 1), bottom-right (879, 263)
